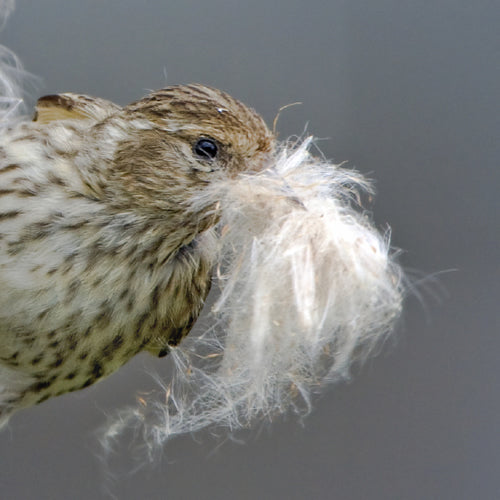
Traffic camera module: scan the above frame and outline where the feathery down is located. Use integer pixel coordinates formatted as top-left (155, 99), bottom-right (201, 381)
top-left (102, 137), bottom-right (404, 452)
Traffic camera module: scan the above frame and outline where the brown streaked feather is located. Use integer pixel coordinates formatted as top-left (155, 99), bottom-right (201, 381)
top-left (34, 93), bottom-right (121, 124)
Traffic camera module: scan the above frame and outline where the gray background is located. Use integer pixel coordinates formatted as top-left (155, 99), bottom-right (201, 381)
top-left (1, 1), bottom-right (498, 499)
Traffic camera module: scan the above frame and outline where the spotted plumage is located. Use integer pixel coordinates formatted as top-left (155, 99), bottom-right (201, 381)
top-left (0, 84), bottom-right (274, 424)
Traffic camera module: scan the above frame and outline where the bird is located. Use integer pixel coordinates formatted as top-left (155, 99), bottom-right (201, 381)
top-left (0, 84), bottom-right (274, 425)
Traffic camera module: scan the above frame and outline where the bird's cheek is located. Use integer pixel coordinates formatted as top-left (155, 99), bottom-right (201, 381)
top-left (192, 161), bottom-right (217, 173)
top-left (192, 205), bottom-right (221, 233)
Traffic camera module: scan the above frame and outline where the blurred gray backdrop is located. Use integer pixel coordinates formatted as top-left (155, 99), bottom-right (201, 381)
top-left (1, 1), bottom-right (498, 499)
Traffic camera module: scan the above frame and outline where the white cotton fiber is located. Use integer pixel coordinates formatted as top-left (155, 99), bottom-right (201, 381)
top-left (103, 137), bottom-right (405, 453)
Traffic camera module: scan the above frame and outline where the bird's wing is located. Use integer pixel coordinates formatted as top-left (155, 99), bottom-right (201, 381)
top-left (33, 93), bottom-right (121, 124)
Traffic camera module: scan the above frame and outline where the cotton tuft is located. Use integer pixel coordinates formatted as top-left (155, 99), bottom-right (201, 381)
top-left (102, 137), bottom-right (404, 453)
top-left (0, 1), bottom-right (40, 128)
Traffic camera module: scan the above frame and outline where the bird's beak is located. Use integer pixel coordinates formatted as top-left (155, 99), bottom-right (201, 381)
top-left (264, 165), bottom-right (306, 210)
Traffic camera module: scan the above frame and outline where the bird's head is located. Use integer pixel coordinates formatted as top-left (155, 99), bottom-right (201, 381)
top-left (105, 84), bottom-right (274, 219)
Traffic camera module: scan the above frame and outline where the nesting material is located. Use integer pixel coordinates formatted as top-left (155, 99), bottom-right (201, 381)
top-left (103, 137), bottom-right (404, 452)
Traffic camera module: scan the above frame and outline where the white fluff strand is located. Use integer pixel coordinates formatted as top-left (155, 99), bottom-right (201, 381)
top-left (102, 138), bottom-right (405, 454)
top-left (0, 2), bottom-right (38, 129)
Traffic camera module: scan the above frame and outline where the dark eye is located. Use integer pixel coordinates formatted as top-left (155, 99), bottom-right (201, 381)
top-left (194, 138), bottom-right (218, 160)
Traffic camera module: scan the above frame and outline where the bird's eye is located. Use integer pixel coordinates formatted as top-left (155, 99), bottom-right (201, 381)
top-left (193, 138), bottom-right (218, 160)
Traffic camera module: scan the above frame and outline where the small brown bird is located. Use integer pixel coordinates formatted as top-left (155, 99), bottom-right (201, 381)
top-left (0, 84), bottom-right (274, 425)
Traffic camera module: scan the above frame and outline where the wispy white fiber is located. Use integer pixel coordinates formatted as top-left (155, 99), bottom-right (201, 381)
top-left (0, 1), bottom-right (39, 128)
top-left (0, 0), bottom-right (14, 28)
top-left (102, 137), bottom-right (405, 455)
